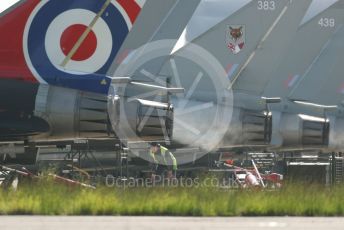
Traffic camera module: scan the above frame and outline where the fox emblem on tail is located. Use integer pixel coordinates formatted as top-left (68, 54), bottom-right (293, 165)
top-left (229, 26), bottom-right (243, 41)
top-left (226, 25), bottom-right (245, 55)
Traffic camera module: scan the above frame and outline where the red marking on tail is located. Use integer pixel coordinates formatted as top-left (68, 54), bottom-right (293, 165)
top-left (0, 0), bottom-right (40, 82)
top-left (238, 42), bottom-right (244, 49)
top-left (60, 24), bottom-right (97, 61)
top-left (117, 0), bottom-right (141, 24)
top-left (284, 74), bottom-right (293, 88)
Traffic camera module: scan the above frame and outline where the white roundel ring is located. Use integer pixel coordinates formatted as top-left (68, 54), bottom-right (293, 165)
top-left (45, 9), bottom-right (113, 75)
top-left (23, 0), bottom-right (133, 93)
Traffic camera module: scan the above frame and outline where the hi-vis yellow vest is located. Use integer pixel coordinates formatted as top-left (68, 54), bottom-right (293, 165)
top-left (150, 146), bottom-right (177, 170)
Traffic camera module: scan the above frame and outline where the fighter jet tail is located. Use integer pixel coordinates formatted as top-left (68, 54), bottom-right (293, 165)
top-left (0, 0), bottom-right (146, 94)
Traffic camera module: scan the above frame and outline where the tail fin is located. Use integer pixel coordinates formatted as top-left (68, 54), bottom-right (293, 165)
top-left (0, 0), bottom-right (145, 94)
top-left (165, 0), bottom-right (313, 96)
top-left (109, 0), bottom-right (201, 78)
top-left (263, 1), bottom-right (344, 103)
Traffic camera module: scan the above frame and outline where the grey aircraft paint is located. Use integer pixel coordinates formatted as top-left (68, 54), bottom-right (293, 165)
top-left (263, 1), bottom-right (344, 102)
top-left (107, 0), bottom-right (201, 78)
top-left (1, 0), bottom-right (344, 152)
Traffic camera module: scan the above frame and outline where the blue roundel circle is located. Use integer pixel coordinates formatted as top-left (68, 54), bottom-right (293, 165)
top-left (24, 0), bottom-right (131, 94)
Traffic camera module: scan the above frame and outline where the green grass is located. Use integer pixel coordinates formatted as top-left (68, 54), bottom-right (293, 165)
top-left (1, 180), bottom-right (344, 216)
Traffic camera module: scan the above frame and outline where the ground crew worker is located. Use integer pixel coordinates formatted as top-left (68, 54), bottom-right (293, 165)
top-left (149, 143), bottom-right (177, 180)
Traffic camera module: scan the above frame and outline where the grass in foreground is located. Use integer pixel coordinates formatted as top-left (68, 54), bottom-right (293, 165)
top-left (1, 180), bottom-right (344, 216)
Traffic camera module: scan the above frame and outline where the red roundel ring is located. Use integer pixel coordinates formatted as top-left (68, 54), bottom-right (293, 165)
top-left (60, 24), bottom-right (98, 62)
top-left (23, 0), bottom-right (140, 94)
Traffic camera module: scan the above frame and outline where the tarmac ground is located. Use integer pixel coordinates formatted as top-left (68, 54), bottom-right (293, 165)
top-left (0, 217), bottom-right (344, 230)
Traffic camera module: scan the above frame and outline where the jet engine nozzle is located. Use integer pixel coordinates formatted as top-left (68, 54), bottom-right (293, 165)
top-left (108, 82), bottom-right (175, 142)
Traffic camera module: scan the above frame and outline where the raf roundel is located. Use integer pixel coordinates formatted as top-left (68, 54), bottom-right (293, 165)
top-left (23, 0), bottom-right (137, 93)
